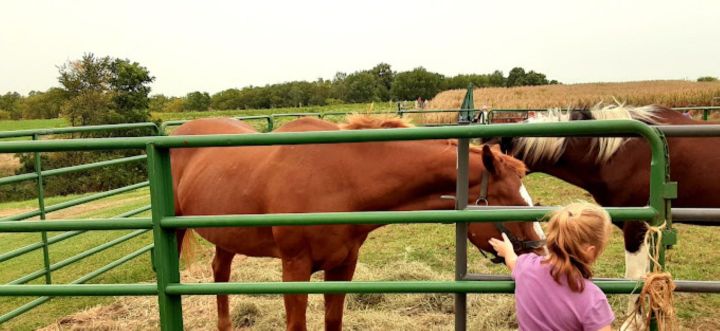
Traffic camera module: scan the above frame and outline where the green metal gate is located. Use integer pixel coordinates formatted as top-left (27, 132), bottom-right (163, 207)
top-left (0, 119), bottom-right (677, 330)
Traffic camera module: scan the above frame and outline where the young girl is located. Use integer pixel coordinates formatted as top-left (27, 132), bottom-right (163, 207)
top-left (489, 202), bottom-right (615, 331)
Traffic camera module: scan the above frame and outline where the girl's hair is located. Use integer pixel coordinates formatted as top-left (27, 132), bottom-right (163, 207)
top-left (542, 202), bottom-right (612, 292)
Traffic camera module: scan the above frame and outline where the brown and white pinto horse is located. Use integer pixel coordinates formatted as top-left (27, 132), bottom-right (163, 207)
top-left (170, 116), bottom-right (544, 331)
top-left (496, 104), bottom-right (720, 329)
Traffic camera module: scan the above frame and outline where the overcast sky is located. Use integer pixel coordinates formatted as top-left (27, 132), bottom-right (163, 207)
top-left (2, 0), bottom-right (719, 96)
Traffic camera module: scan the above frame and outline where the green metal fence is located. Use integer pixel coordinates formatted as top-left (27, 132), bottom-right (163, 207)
top-left (0, 122), bottom-right (160, 323)
top-left (0, 119), bottom-right (677, 330)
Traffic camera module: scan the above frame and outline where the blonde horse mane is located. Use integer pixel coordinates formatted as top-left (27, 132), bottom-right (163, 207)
top-left (514, 104), bottom-right (660, 164)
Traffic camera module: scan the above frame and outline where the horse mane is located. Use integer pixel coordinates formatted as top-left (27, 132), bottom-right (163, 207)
top-left (341, 115), bottom-right (527, 176)
top-left (340, 114), bottom-right (414, 130)
top-left (515, 103), bottom-right (662, 164)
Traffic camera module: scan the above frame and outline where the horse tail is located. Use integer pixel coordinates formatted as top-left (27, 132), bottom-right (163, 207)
top-left (177, 229), bottom-right (198, 264)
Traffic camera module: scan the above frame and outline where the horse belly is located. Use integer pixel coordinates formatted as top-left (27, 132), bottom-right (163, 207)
top-left (196, 227), bottom-right (280, 258)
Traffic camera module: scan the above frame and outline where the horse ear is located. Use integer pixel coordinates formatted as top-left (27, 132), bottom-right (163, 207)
top-left (496, 137), bottom-right (514, 154)
top-left (482, 145), bottom-right (498, 175)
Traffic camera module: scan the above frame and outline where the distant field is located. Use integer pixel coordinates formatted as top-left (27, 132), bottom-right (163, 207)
top-left (0, 118), bottom-right (68, 134)
top-left (430, 80), bottom-right (720, 109)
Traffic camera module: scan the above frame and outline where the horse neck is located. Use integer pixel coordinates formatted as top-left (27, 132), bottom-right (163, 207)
top-left (351, 141), bottom-right (461, 233)
top-left (526, 139), bottom-right (611, 201)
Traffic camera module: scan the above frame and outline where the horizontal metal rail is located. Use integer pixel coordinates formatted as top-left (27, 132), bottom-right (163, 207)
top-left (270, 112), bottom-right (323, 119)
top-left (0, 218), bottom-right (152, 232)
top-left (0, 155), bottom-right (147, 186)
top-left (0, 279), bottom-right (644, 297)
top-left (0, 122), bottom-right (160, 139)
top-left (160, 207), bottom-right (657, 229)
top-left (0, 244), bottom-right (154, 323)
top-left (399, 109), bottom-right (483, 115)
top-left (8, 229), bottom-right (149, 285)
top-left (160, 115), bottom-right (275, 132)
top-left (0, 284), bottom-right (158, 296)
top-left (1, 181), bottom-right (149, 221)
top-left (163, 280), bottom-right (642, 295)
top-left (0, 205), bottom-right (151, 264)
top-left (0, 120), bottom-right (671, 152)
top-left (656, 125), bottom-right (720, 136)
top-left (320, 111), bottom-right (396, 117)
top-left (672, 106), bottom-right (720, 111)
top-left (461, 274), bottom-right (720, 293)
top-left (671, 208), bottom-right (720, 225)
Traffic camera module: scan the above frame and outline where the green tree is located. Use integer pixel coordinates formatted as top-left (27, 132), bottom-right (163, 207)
top-left (211, 89), bottom-right (242, 110)
top-left (370, 63), bottom-right (394, 101)
top-left (524, 71), bottom-right (549, 86)
top-left (344, 72), bottom-right (382, 103)
top-left (0, 92), bottom-right (23, 119)
top-left (184, 91), bottom-right (211, 111)
top-left (163, 97), bottom-right (185, 113)
top-left (148, 94), bottom-right (170, 113)
top-left (506, 67), bottom-right (527, 87)
top-left (17, 88), bottom-right (65, 119)
top-left (390, 67), bottom-right (445, 100)
top-left (698, 76), bottom-right (718, 82)
top-left (488, 70), bottom-right (506, 87)
top-left (58, 53), bottom-right (154, 125)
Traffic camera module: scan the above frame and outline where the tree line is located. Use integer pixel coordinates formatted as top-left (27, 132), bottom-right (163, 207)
top-left (0, 56), bottom-right (560, 119)
top-left (149, 64), bottom-right (559, 112)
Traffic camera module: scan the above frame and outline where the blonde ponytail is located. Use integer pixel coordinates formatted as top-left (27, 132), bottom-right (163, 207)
top-left (542, 202), bottom-right (612, 292)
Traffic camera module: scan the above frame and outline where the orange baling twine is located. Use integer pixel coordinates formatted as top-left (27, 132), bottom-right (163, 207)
top-left (624, 221), bottom-right (678, 331)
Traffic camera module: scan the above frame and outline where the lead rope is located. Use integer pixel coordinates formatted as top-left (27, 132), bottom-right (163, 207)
top-left (624, 221), bottom-right (678, 331)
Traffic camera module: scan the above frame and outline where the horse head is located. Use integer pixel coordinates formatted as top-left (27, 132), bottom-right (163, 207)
top-left (466, 144), bottom-right (546, 262)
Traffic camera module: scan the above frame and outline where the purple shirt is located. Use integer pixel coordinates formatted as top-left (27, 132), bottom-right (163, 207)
top-left (512, 253), bottom-right (614, 331)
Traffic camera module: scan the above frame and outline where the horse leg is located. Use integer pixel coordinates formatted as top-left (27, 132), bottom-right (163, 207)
top-left (620, 221), bottom-right (649, 331)
top-left (323, 256), bottom-right (359, 331)
top-left (281, 256), bottom-right (312, 331)
top-left (212, 247), bottom-right (235, 331)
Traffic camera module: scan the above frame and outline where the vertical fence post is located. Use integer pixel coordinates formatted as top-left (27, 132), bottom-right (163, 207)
top-left (458, 84), bottom-right (475, 124)
top-left (147, 143), bottom-right (183, 330)
top-left (453, 87), bottom-right (475, 330)
top-left (32, 133), bottom-right (52, 285)
top-left (454, 136), bottom-right (470, 331)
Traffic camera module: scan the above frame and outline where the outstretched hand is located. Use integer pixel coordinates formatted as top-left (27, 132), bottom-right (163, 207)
top-left (488, 233), bottom-right (518, 270)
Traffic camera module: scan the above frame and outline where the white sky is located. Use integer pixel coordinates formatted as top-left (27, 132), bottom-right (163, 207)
top-left (2, 0), bottom-right (719, 97)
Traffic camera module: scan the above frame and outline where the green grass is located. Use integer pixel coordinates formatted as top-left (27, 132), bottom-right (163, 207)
top-left (1, 175), bottom-right (719, 329)
top-left (0, 188), bottom-right (153, 331)
top-left (0, 119), bottom-right (68, 132)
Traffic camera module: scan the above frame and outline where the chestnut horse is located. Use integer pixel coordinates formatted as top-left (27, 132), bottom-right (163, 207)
top-left (494, 104), bottom-right (720, 329)
top-left (170, 116), bottom-right (544, 331)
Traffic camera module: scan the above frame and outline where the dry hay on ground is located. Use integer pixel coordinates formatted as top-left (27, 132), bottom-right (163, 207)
top-left (39, 245), bottom-right (518, 331)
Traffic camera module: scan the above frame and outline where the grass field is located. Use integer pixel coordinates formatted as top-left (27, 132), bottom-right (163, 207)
top-left (1, 174), bottom-right (718, 330)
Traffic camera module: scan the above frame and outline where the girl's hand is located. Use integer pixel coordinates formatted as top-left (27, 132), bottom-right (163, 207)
top-left (488, 233), bottom-right (518, 270)
top-left (488, 233), bottom-right (514, 258)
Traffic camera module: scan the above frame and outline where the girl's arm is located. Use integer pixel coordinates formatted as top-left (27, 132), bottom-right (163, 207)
top-left (596, 325), bottom-right (611, 331)
top-left (488, 233), bottom-right (518, 271)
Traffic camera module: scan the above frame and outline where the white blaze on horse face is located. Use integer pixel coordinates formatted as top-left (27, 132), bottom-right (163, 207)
top-left (519, 184), bottom-right (534, 206)
top-left (622, 242), bottom-right (650, 331)
top-left (519, 183), bottom-right (547, 243)
top-left (624, 242), bottom-right (650, 279)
